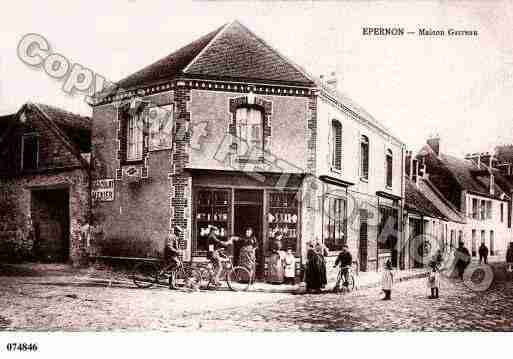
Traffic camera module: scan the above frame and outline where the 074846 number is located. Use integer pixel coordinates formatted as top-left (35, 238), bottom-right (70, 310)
top-left (6, 343), bottom-right (38, 352)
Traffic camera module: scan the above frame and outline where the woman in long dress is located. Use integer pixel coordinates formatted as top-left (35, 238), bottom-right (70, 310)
top-left (305, 241), bottom-right (324, 293)
top-left (238, 227), bottom-right (258, 280)
top-left (267, 232), bottom-right (285, 284)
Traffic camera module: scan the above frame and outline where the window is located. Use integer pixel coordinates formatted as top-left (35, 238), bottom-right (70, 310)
top-left (471, 229), bottom-right (477, 257)
top-left (323, 195), bottom-right (347, 251)
top-left (378, 205), bottom-right (398, 250)
top-left (458, 230), bottom-right (463, 246)
top-left (360, 135), bottom-right (369, 180)
top-left (21, 134), bottom-right (39, 171)
top-left (236, 107), bottom-right (263, 158)
top-left (480, 200), bottom-right (486, 220)
top-left (501, 203), bottom-right (504, 222)
top-left (490, 230), bottom-right (495, 255)
top-left (472, 198), bottom-right (478, 219)
top-left (481, 230), bottom-right (486, 248)
top-left (386, 149), bottom-right (393, 188)
top-left (331, 120), bottom-right (342, 170)
top-left (486, 201), bottom-right (492, 220)
top-left (450, 230), bottom-right (455, 249)
top-left (148, 105), bottom-right (173, 151)
top-left (126, 112), bottom-right (144, 161)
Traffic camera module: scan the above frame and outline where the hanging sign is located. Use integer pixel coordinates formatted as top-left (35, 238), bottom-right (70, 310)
top-left (92, 179), bottom-right (115, 202)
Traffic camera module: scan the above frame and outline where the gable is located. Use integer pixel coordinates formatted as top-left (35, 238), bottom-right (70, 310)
top-left (0, 104), bottom-right (90, 175)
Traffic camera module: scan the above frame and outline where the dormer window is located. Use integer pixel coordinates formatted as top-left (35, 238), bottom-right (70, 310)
top-left (21, 133), bottom-right (39, 171)
top-left (236, 106), bottom-right (264, 158)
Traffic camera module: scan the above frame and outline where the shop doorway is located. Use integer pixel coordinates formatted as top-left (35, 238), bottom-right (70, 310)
top-left (31, 188), bottom-right (70, 262)
top-left (234, 189), bottom-right (263, 280)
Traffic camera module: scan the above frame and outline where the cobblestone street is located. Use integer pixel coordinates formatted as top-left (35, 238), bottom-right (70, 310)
top-left (1, 266), bottom-right (513, 331)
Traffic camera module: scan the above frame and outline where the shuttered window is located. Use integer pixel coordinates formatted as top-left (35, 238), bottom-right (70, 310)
top-left (127, 113), bottom-right (144, 161)
top-left (386, 149), bottom-right (393, 187)
top-left (360, 135), bottom-right (369, 180)
top-left (331, 120), bottom-right (342, 170)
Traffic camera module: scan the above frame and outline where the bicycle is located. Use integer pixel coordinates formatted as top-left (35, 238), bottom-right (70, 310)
top-left (333, 265), bottom-right (356, 293)
top-left (132, 258), bottom-right (203, 289)
top-left (197, 251), bottom-right (253, 292)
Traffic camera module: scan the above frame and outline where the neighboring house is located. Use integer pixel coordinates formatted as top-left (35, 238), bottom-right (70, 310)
top-left (0, 103), bottom-right (91, 264)
top-left (404, 176), bottom-right (447, 269)
top-left (89, 20), bottom-right (405, 278)
top-left (417, 137), bottom-right (512, 261)
top-left (403, 150), bottom-right (466, 269)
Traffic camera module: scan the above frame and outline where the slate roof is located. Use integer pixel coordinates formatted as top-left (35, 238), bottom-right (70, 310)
top-left (405, 178), bottom-right (447, 219)
top-left (116, 21), bottom-right (315, 90)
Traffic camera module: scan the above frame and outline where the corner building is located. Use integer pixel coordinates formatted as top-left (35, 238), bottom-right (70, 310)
top-left (90, 21), bottom-right (405, 279)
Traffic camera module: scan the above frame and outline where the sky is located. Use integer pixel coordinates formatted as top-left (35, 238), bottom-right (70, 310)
top-left (1, 0), bottom-right (512, 157)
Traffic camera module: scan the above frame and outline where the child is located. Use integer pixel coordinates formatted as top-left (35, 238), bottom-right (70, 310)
top-left (283, 248), bottom-right (296, 285)
top-left (381, 260), bottom-right (393, 300)
top-left (427, 261), bottom-right (440, 299)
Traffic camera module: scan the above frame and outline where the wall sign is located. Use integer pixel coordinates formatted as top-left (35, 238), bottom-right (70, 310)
top-left (92, 179), bottom-right (115, 202)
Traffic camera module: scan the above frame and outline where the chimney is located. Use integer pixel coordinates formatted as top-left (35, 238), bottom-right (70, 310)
top-left (405, 150), bottom-right (412, 179)
top-left (490, 173), bottom-right (495, 196)
top-left (427, 135), bottom-right (440, 156)
top-left (326, 71), bottom-right (338, 91)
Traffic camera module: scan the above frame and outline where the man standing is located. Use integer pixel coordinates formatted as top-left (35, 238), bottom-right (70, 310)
top-left (164, 226), bottom-right (182, 289)
top-left (478, 242), bottom-right (489, 264)
top-left (334, 244), bottom-right (353, 289)
top-left (455, 241), bottom-right (471, 279)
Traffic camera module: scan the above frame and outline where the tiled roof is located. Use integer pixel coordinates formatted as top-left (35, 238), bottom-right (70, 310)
top-left (418, 179), bottom-right (466, 223)
top-left (405, 178), bottom-right (447, 219)
top-left (116, 24), bottom-right (225, 89)
top-left (32, 103), bottom-right (92, 153)
top-left (116, 21), bottom-right (315, 90)
top-left (439, 153), bottom-right (506, 199)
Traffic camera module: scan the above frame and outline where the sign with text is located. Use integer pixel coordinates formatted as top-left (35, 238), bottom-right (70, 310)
top-left (92, 179), bottom-right (114, 202)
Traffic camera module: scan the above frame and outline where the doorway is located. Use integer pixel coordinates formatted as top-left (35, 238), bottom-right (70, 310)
top-left (31, 188), bottom-right (70, 262)
top-left (409, 218), bottom-right (423, 268)
top-left (233, 189), bottom-right (263, 280)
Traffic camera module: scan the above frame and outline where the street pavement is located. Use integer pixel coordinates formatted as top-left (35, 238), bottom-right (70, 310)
top-left (1, 265), bottom-right (513, 331)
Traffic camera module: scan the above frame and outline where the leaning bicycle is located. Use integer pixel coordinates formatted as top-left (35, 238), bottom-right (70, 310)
top-left (197, 253), bottom-right (253, 292)
top-left (132, 259), bottom-right (203, 289)
top-left (333, 265), bottom-right (356, 293)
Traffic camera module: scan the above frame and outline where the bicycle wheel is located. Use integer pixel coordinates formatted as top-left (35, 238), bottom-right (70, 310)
top-left (132, 261), bottom-right (158, 288)
top-left (227, 266), bottom-right (251, 291)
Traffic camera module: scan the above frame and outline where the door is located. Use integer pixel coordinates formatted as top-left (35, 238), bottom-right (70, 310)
top-left (234, 189), bottom-right (263, 279)
top-left (31, 188), bottom-right (70, 262)
top-left (409, 218), bottom-right (423, 268)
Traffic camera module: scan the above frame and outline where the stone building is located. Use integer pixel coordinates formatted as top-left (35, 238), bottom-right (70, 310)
top-left (89, 21), bottom-right (405, 278)
top-left (0, 103), bottom-right (91, 265)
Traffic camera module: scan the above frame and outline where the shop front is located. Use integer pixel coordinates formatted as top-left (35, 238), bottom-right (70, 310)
top-left (190, 170), bottom-right (303, 282)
